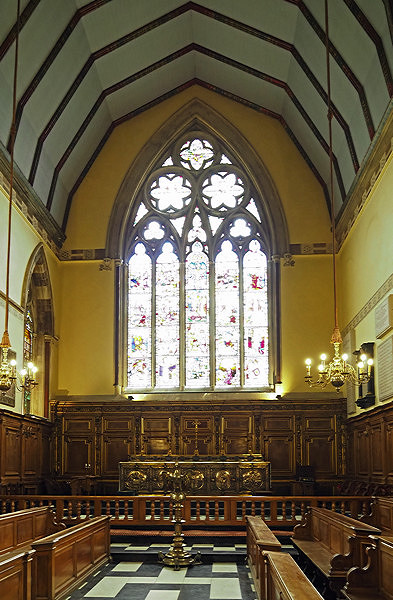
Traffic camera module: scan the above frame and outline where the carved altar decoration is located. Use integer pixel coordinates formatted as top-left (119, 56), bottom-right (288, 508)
top-left (119, 454), bottom-right (270, 495)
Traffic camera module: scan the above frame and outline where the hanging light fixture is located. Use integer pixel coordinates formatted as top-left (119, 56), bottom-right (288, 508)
top-left (304, 0), bottom-right (373, 393)
top-left (0, 0), bottom-right (38, 397)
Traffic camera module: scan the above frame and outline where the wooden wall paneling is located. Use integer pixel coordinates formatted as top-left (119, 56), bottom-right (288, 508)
top-left (101, 416), bottom-right (134, 475)
top-left (261, 415), bottom-right (295, 478)
top-left (304, 433), bottom-right (336, 477)
top-left (262, 433), bottom-right (295, 477)
top-left (221, 414), bottom-right (251, 455)
top-left (3, 418), bottom-right (21, 482)
top-left (369, 421), bottom-right (384, 481)
top-left (0, 411), bottom-right (53, 492)
top-left (346, 428), bottom-right (355, 478)
top-left (356, 427), bottom-right (370, 478)
top-left (303, 414), bottom-right (337, 478)
top-left (180, 415), bottom-right (213, 455)
top-left (21, 423), bottom-right (40, 493)
top-left (62, 415), bottom-right (95, 475)
top-left (142, 415), bottom-right (171, 455)
top-left (385, 414), bottom-right (393, 483)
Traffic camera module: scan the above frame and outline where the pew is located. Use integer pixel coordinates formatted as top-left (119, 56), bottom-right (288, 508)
top-left (261, 551), bottom-right (324, 600)
top-left (0, 506), bottom-right (65, 556)
top-left (31, 515), bottom-right (110, 600)
top-left (291, 506), bottom-right (381, 598)
top-left (341, 535), bottom-right (393, 600)
top-left (0, 549), bottom-right (34, 600)
top-left (246, 515), bottom-right (281, 595)
top-left (361, 497), bottom-right (393, 534)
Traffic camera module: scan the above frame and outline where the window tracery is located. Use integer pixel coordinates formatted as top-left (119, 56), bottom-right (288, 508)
top-left (126, 133), bottom-right (270, 391)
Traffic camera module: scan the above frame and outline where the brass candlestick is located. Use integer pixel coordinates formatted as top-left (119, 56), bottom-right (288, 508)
top-left (158, 464), bottom-right (201, 570)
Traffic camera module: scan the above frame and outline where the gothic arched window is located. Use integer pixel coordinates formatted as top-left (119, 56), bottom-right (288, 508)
top-left (126, 133), bottom-right (271, 392)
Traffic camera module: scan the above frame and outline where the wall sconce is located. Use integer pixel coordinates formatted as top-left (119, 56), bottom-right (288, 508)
top-left (354, 342), bottom-right (375, 409)
top-left (10, 359), bottom-right (38, 392)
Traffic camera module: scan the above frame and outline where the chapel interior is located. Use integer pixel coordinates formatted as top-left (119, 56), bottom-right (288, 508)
top-left (0, 2), bottom-right (393, 593)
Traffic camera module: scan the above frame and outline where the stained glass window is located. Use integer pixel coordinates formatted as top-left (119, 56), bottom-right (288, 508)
top-left (24, 309), bottom-right (33, 362)
top-left (127, 132), bottom-right (270, 391)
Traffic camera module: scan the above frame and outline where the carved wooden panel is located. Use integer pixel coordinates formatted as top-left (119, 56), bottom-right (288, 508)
top-left (369, 422), bottom-right (384, 478)
top-left (304, 417), bottom-right (334, 430)
top-left (63, 437), bottom-right (93, 475)
top-left (180, 416), bottom-right (213, 455)
top-left (103, 418), bottom-right (133, 433)
top-left (262, 416), bottom-right (294, 431)
top-left (304, 435), bottom-right (335, 476)
top-left (4, 423), bottom-right (21, 476)
top-left (222, 415), bottom-right (250, 455)
top-left (262, 434), bottom-right (294, 476)
top-left (142, 416), bottom-right (171, 455)
top-left (22, 427), bottom-right (39, 476)
top-left (64, 418), bottom-right (93, 433)
top-left (356, 430), bottom-right (370, 477)
top-left (346, 429), bottom-right (355, 478)
top-left (102, 436), bottom-right (133, 476)
top-left (386, 417), bottom-right (393, 482)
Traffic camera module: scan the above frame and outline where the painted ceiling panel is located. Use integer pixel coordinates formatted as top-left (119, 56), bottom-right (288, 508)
top-left (93, 14), bottom-right (193, 88)
top-left (0, 0), bottom-right (392, 239)
top-left (190, 12), bottom-right (293, 80)
top-left (78, 0), bottom-right (184, 52)
top-left (105, 55), bottom-right (197, 121)
top-left (194, 53), bottom-right (286, 114)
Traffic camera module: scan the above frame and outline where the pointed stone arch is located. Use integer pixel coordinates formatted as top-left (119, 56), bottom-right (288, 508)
top-left (21, 244), bottom-right (54, 416)
top-left (106, 98), bottom-right (290, 261)
top-left (108, 99), bottom-right (288, 391)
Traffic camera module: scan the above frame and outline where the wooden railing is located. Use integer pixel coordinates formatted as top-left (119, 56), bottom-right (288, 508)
top-left (0, 495), bottom-right (372, 528)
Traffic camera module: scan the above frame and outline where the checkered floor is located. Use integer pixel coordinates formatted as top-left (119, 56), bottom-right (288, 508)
top-left (66, 559), bottom-right (256, 600)
top-left (65, 541), bottom-right (256, 599)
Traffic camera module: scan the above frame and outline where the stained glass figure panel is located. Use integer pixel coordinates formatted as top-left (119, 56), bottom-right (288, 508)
top-left (243, 241), bottom-right (268, 387)
top-left (186, 242), bottom-right (210, 387)
top-left (128, 244), bottom-right (152, 388)
top-left (215, 241), bottom-right (239, 387)
top-left (156, 244), bottom-right (180, 387)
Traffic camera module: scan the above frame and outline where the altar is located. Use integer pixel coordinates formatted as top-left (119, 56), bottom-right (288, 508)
top-left (119, 455), bottom-right (271, 495)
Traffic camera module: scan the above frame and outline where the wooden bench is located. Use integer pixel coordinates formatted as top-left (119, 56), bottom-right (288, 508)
top-left (361, 497), bottom-right (393, 534)
top-left (258, 551), bottom-right (323, 599)
top-left (291, 507), bottom-right (381, 598)
top-left (0, 506), bottom-right (65, 556)
top-left (341, 534), bottom-right (393, 600)
top-left (0, 548), bottom-right (34, 600)
top-left (246, 516), bottom-right (281, 597)
top-left (31, 515), bottom-right (110, 600)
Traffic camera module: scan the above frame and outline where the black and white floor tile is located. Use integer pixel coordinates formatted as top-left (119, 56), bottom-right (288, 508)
top-left (66, 543), bottom-right (256, 600)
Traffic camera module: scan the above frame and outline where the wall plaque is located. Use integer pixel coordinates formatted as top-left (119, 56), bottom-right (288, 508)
top-left (377, 336), bottom-right (393, 402)
top-left (375, 295), bottom-right (393, 338)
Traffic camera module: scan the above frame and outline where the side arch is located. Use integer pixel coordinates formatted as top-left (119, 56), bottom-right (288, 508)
top-left (106, 98), bottom-right (290, 260)
top-left (21, 244), bottom-right (54, 416)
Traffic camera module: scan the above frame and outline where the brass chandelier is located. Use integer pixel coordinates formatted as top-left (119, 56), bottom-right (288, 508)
top-left (304, 0), bottom-right (372, 393)
top-left (0, 0), bottom-right (38, 397)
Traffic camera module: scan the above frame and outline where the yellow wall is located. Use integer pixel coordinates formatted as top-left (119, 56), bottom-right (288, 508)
top-left (0, 187), bottom-right (60, 413)
top-left (65, 86), bottom-right (331, 248)
top-left (58, 86), bottom-right (332, 396)
top-left (339, 153), bottom-right (393, 412)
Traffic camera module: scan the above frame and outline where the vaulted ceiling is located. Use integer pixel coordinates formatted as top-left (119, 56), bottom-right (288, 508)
top-left (1, 0), bottom-right (392, 243)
